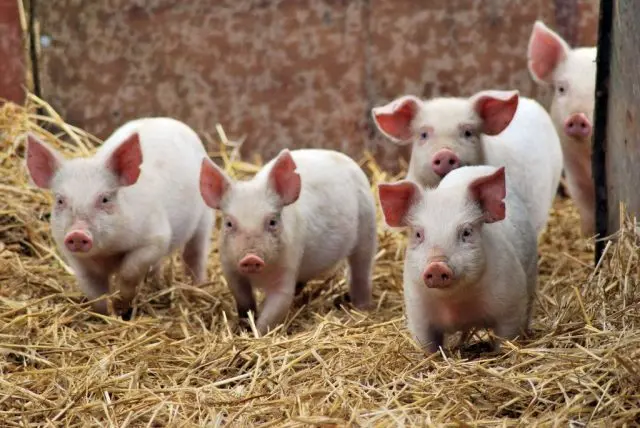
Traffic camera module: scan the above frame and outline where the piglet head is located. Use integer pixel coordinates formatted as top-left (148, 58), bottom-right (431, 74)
top-left (25, 132), bottom-right (143, 257)
top-left (200, 149), bottom-right (301, 276)
top-left (528, 20), bottom-right (596, 141)
top-left (379, 167), bottom-right (506, 292)
top-left (372, 91), bottom-right (518, 188)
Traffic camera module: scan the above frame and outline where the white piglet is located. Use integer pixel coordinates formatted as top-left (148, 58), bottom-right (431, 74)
top-left (527, 20), bottom-right (597, 236)
top-left (25, 118), bottom-right (213, 316)
top-left (378, 166), bottom-right (538, 353)
top-left (199, 149), bottom-right (377, 335)
top-left (372, 90), bottom-right (563, 236)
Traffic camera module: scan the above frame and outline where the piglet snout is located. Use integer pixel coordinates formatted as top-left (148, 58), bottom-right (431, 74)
top-left (423, 261), bottom-right (453, 288)
top-left (431, 149), bottom-right (460, 177)
top-left (564, 113), bottom-right (592, 138)
top-left (238, 254), bottom-right (265, 274)
top-left (64, 230), bottom-right (93, 253)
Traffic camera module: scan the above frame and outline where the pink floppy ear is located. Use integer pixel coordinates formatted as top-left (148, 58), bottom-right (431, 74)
top-left (25, 133), bottom-right (64, 189)
top-left (468, 167), bottom-right (507, 223)
top-left (471, 90), bottom-right (519, 136)
top-left (268, 149), bottom-right (301, 206)
top-left (199, 157), bottom-right (233, 210)
top-left (377, 180), bottom-right (422, 227)
top-left (371, 95), bottom-right (422, 143)
top-left (527, 20), bottom-right (570, 85)
top-left (106, 133), bottom-right (143, 186)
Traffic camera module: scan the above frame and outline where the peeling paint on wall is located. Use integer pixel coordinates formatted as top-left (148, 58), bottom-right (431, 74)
top-left (39, 0), bottom-right (599, 171)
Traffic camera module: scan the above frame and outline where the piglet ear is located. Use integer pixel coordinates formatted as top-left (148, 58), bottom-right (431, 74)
top-left (471, 90), bottom-right (519, 136)
top-left (527, 20), bottom-right (570, 85)
top-left (268, 149), bottom-right (301, 206)
top-left (106, 132), bottom-right (143, 186)
top-left (25, 133), bottom-right (64, 189)
top-left (377, 180), bottom-right (422, 227)
top-left (468, 166), bottom-right (506, 223)
top-left (199, 157), bottom-right (232, 210)
top-left (371, 95), bottom-right (422, 144)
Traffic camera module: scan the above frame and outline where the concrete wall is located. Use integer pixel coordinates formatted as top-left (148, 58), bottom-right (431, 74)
top-left (0, 0), bottom-right (26, 104)
top-left (37, 0), bottom-right (599, 170)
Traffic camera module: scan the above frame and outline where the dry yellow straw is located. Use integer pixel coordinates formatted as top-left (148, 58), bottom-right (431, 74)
top-left (0, 94), bottom-right (638, 425)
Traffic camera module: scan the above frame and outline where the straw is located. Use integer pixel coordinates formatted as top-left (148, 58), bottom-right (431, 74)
top-left (0, 95), bottom-right (638, 426)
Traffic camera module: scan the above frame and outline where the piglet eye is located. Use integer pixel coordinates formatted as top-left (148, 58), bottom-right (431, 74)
top-left (225, 219), bottom-right (233, 229)
top-left (55, 195), bottom-right (65, 207)
top-left (461, 226), bottom-right (473, 241)
top-left (266, 215), bottom-right (280, 230)
top-left (412, 227), bottom-right (425, 244)
top-left (98, 193), bottom-right (115, 205)
top-left (419, 131), bottom-right (429, 140)
top-left (464, 129), bottom-right (473, 138)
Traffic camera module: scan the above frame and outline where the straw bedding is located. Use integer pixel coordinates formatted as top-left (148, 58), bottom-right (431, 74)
top-left (0, 95), bottom-right (639, 426)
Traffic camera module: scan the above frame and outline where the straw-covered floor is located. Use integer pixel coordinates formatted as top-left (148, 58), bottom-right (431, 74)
top-left (1, 96), bottom-right (639, 427)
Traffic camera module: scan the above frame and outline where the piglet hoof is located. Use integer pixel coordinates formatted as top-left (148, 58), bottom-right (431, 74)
top-left (352, 297), bottom-right (374, 312)
top-left (461, 341), bottom-right (496, 357)
top-left (121, 307), bottom-right (134, 321)
top-left (295, 282), bottom-right (307, 296)
top-left (90, 299), bottom-right (109, 316)
top-left (236, 316), bottom-right (254, 333)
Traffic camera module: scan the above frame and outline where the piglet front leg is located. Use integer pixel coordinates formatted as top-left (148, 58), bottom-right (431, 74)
top-left (73, 264), bottom-right (111, 314)
top-left (224, 268), bottom-right (257, 323)
top-left (408, 314), bottom-right (444, 354)
top-left (256, 273), bottom-right (296, 335)
top-left (491, 316), bottom-right (526, 352)
top-left (117, 240), bottom-right (169, 314)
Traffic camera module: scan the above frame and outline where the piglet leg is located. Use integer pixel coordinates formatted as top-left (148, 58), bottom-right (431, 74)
top-left (411, 321), bottom-right (444, 354)
top-left (118, 242), bottom-right (169, 313)
top-left (347, 215), bottom-right (376, 310)
top-left (225, 269), bottom-right (257, 321)
top-left (492, 317), bottom-right (524, 352)
top-left (182, 211), bottom-right (213, 284)
top-left (256, 274), bottom-right (296, 335)
top-left (74, 265), bottom-right (110, 314)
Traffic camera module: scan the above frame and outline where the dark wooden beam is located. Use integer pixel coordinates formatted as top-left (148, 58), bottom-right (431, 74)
top-left (592, 0), bottom-right (614, 263)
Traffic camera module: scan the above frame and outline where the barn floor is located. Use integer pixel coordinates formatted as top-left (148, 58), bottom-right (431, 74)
top-left (1, 98), bottom-right (639, 426)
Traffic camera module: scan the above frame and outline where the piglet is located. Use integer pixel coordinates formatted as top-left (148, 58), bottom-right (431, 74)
top-left (25, 117), bottom-right (213, 316)
top-left (372, 90), bottom-right (563, 237)
top-left (378, 165), bottom-right (538, 353)
top-left (527, 20), bottom-right (597, 236)
top-left (199, 148), bottom-right (377, 335)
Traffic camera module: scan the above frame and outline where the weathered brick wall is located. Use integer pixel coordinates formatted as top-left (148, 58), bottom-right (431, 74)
top-left (38, 0), bottom-right (599, 171)
top-left (0, 0), bottom-right (26, 104)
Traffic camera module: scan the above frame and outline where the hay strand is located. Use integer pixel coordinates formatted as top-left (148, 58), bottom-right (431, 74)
top-left (0, 95), bottom-right (639, 426)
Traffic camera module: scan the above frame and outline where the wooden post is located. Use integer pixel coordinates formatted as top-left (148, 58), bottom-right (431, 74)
top-left (595, 0), bottom-right (640, 265)
top-left (592, 0), bottom-right (613, 263)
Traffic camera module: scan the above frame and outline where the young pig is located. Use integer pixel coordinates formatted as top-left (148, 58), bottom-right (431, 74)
top-left (25, 118), bottom-right (213, 316)
top-left (372, 90), bottom-right (563, 237)
top-left (378, 165), bottom-right (537, 353)
top-left (527, 20), bottom-right (597, 236)
top-left (199, 149), bottom-right (377, 335)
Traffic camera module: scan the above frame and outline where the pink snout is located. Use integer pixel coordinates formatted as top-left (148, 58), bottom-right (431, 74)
top-left (423, 261), bottom-right (454, 289)
top-left (564, 113), bottom-right (592, 138)
top-left (238, 254), bottom-right (265, 274)
top-left (64, 230), bottom-right (93, 253)
top-left (431, 149), bottom-right (460, 177)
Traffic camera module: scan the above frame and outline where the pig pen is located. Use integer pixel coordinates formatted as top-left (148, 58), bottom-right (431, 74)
top-left (0, 95), bottom-right (639, 426)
